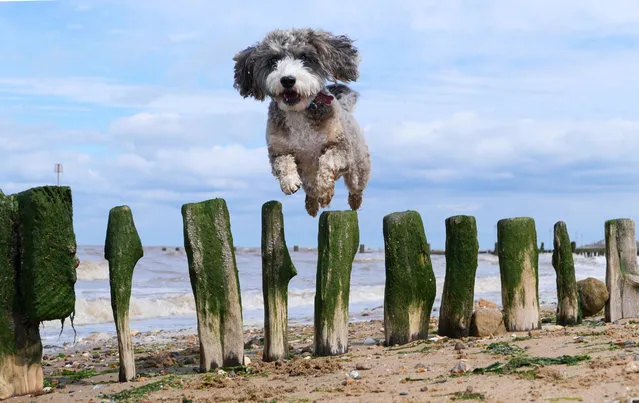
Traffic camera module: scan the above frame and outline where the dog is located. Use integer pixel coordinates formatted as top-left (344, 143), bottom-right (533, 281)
top-left (232, 28), bottom-right (371, 217)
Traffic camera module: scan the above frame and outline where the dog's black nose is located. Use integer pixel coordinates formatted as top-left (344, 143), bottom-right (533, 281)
top-left (280, 76), bottom-right (296, 88)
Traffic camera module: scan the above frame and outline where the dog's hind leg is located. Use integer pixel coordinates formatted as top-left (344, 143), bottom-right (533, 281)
top-left (271, 155), bottom-right (302, 195)
top-left (304, 193), bottom-right (320, 217)
top-left (344, 158), bottom-right (371, 211)
top-left (316, 148), bottom-right (348, 208)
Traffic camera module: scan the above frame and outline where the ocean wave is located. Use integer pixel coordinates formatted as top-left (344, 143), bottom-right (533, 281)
top-left (76, 260), bottom-right (110, 281)
top-left (72, 294), bottom-right (196, 325)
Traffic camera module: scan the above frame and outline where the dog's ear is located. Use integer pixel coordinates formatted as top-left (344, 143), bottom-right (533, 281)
top-left (311, 32), bottom-right (360, 83)
top-left (233, 46), bottom-right (265, 100)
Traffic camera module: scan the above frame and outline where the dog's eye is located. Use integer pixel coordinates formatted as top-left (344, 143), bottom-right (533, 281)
top-left (299, 53), bottom-right (307, 61)
top-left (269, 57), bottom-right (280, 68)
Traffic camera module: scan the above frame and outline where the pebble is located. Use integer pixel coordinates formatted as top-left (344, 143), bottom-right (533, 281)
top-left (348, 370), bottom-right (362, 380)
top-left (356, 363), bottom-right (372, 370)
top-left (414, 363), bottom-right (426, 369)
top-left (400, 392), bottom-right (408, 396)
top-left (243, 356), bottom-right (251, 366)
top-left (363, 337), bottom-right (377, 346)
top-left (42, 387), bottom-right (52, 393)
top-left (450, 361), bottom-right (472, 374)
top-left (302, 352), bottom-right (312, 358)
top-left (420, 386), bottom-right (429, 392)
top-left (454, 342), bottom-right (467, 351)
top-left (624, 361), bottom-right (639, 374)
top-left (466, 386), bottom-right (474, 394)
top-left (624, 340), bottom-right (638, 348)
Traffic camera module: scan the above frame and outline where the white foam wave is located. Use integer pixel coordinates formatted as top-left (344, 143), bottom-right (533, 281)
top-left (72, 294), bottom-right (196, 325)
top-left (76, 260), bottom-right (109, 281)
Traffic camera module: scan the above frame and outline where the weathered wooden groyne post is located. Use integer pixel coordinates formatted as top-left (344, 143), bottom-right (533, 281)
top-left (261, 201), bottom-right (297, 362)
top-left (182, 198), bottom-right (244, 370)
top-left (552, 221), bottom-right (581, 326)
top-left (0, 186), bottom-right (77, 399)
top-left (438, 215), bottom-right (479, 338)
top-left (314, 211), bottom-right (359, 356)
top-left (497, 217), bottom-right (540, 331)
top-left (605, 219), bottom-right (639, 322)
top-left (383, 211), bottom-right (436, 346)
top-left (105, 206), bottom-right (143, 382)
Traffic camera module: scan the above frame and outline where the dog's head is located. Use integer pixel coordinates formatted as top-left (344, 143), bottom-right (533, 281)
top-left (233, 29), bottom-right (360, 112)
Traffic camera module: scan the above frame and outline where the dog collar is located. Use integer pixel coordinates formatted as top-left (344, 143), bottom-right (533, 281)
top-left (307, 92), bottom-right (334, 109)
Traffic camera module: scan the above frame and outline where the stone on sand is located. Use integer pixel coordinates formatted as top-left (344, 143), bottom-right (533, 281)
top-left (577, 277), bottom-right (609, 317)
top-left (469, 308), bottom-right (506, 337)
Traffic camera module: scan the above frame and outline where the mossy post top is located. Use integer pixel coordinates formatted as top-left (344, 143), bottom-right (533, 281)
top-left (104, 205), bottom-right (143, 261)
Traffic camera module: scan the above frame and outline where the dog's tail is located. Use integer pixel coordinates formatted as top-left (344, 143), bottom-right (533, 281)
top-left (327, 84), bottom-right (359, 113)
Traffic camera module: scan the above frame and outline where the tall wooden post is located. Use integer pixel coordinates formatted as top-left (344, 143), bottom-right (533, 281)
top-left (182, 199), bottom-right (244, 370)
top-left (497, 217), bottom-right (540, 331)
top-left (438, 215), bottom-right (479, 338)
top-left (314, 211), bottom-right (359, 356)
top-left (552, 221), bottom-right (581, 326)
top-left (261, 201), bottom-right (297, 362)
top-left (605, 219), bottom-right (639, 322)
top-left (383, 211), bottom-right (436, 345)
top-left (105, 206), bottom-right (143, 382)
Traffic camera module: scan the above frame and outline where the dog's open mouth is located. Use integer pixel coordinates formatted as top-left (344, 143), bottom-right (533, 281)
top-left (282, 90), bottom-right (301, 105)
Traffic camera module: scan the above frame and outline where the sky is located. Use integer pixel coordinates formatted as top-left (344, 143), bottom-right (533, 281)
top-left (2, 1), bottom-right (639, 249)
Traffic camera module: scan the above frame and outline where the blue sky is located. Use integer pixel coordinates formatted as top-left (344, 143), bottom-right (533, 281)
top-left (2, 1), bottom-right (639, 249)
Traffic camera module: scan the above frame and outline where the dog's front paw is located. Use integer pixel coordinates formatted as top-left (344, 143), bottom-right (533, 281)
top-left (279, 175), bottom-right (302, 195)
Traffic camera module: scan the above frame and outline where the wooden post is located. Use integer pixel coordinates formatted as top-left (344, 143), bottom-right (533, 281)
top-left (497, 217), bottom-right (540, 331)
top-left (314, 211), bottom-right (359, 356)
top-left (182, 199), bottom-right (244, 370)
top-left (605, 219), bottom-right (639, 322)
top-left (261, 201), bottom-right (297, 362)
top-left (15, 186), bottom-right (77, 322)
top-left (383, 211), bottom-right (436, 346)
top-left (552, 221), bottom-right (581, 326)
top-left (1, 187), bottom-right (77, 399)
top-left (438, 215), bottom-right (478, 338)
top-left (105, 206), bottom-right (143, 382)
top-left (0, 195), bottom-right (42, 399)
top-left (359, 244), bottom-right (365, 253)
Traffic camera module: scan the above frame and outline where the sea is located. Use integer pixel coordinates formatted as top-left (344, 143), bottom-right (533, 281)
top-left (39, 245), bottom-right (607, 348)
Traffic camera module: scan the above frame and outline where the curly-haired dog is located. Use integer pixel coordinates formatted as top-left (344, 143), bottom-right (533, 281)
top-left (233, 28), bottom-right (371, 217)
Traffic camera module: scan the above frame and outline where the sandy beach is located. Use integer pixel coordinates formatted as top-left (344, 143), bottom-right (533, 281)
top-left (9, 306), bottom-right (639, 403)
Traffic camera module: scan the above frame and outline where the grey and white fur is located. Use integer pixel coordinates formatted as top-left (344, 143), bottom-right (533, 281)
top-left (233, 28), bottom-right (371, 217)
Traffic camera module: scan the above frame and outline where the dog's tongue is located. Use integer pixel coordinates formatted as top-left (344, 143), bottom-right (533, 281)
top-left (283, 91), bottom-right (297, 101)
top-left (315, 92), bottom-right (334, 105)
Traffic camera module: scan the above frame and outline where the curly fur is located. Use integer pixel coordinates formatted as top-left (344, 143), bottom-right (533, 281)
top-left (233, 28), bottom-right (371, 217)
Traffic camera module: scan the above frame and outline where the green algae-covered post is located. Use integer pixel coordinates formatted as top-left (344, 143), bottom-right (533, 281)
top-left (182, 198), bottom-right (244, 370)
top-left (438, 215), bottom-right (479, 338)
top-left (105, 206), bottom-right (143, 382)
top-left (314, 211), bottom-right (359, 356)
top-left (383, 211), bottom-right (436, 346)
top-left (604, 219), bottom-right (639, 322)
top-left (497, 217), bottom-right (540, 331)
top-left (1, 187), bottom-right (77, 399)
top-left (552, 221), bottom-right (581, 326)
top-left (261, 201), bottom-right (297, 362)
top-left (15, 186), bottom-right (77, 321)
top-left (0, 194), bottom-right (41, 400)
